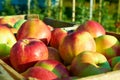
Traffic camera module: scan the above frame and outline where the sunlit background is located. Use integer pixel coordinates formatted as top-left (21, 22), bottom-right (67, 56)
top-left (0, 0), bottom-right (120, 32)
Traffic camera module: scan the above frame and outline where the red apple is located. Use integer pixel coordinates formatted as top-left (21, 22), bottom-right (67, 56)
top-left (34, 59), bottom-right (70, 79)
top-left (16, 19), bottom-right (51, 45)
top-left (48, 47), bottom-right (62, 62)
top-left (2, 56), bottom-right (12, 67)
top-left (50, 28), bottom-right (67, 49)
top-left (76, 20), bottom-right (105, 38)
top-left (70, 51), bottom-right (111, 77)
top-left (10, 38), bottom-right (48, 73)
top-left (22, 66), bottom-right (60, 80)
top-left (59, 30), bottom-right (96, 65)
top-left (0, 24), bottom-right (16, 58)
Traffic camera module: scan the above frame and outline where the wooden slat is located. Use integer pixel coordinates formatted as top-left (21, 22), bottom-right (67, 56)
top-left (0, 59), bottom-right (25, 80)
top-left (77, 70), bottom-right (120, 80)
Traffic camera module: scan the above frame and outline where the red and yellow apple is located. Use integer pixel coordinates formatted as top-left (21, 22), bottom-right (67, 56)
top-left (59, 30), bottom-right (96, 65)
top-left (76, 20), bottom-right (105, 38)
top-left (10, 38), bottom-right (48, 73)
top-left (50, 28), bottom-right (67, 49)
top-left (22, 66), bottom-right (60, 80)
top-left (0, 16), bottom-right (17, 27)
top-left (34, 59), bottom-right (70, 79)
top-left (95, 34), bottom-right (120, 60)
top-left (0, 24), bottom-right (16, 58)
top-left (70, 51), bottom-right (111, 77)
top-left (16, 19), bottom-right (51, 45)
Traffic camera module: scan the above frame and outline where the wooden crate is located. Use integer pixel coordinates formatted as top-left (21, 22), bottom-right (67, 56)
top-left (0, 17), bottom-right (120, 80)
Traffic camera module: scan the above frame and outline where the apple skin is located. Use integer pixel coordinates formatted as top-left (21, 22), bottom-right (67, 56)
top-left (16, 19), bottom-right (51, 45)
top-left (76, 20), bottom-right (105, 38)
top-left (95, 34), bottom-right (120, 60)
top-left (48, 47), bottom-right (62, 62)
top-left (0, 16), bottom-right (17, 27)
top-left (22, 66), bottom-right (60, 80)
top-left (59, 30), bottom-right (96, 65)
top-left (70, 51), bottom-right (111, 77)
top-left (47, 25), bottom-right (54, 31)
top-left (34, 59), bottom-right (70, 79)
top-left (10, 38), bottom-right (48, 73)
top-left (0, 24), bottom-right (17, 58)
top-left (49, 28), bottom-right (67, 49)
top-left (108, 56), bottom-right (120, 68)
top-left (13, 19), bottom-right (26, 30)
top-left (113, 61), bottom-right (120, 71)
top-left (9, 27), bottom-right (18, 34)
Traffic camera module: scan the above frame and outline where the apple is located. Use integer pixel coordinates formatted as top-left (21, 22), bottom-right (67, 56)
top-left (0, 24), bottom-right (16, 58)
top-left (95, 34), bottom-right (120, 60)
top-left (0, 16), bottom-right (17, 27)
top-left (22, 66), bottom-right (60, 80)
top-left (108, 56), bottom-right (120, 68)
top-left (113, 61), bottom-right (120, 71)
top-left (76, 20), bottom-right (105, 38)
top-left (13, 19), bottom-right (26, 30)
top-left (34, 59), bottom-right (70, 79)
top-left (10, 38), bottom-right (48, 73)
top-left (48, 47), bottom-right (62, 62)
top-left (9, 27), bottom-right (18, 34)
top-left (16, 19), bottom-right (51, 45)
top-left (47, 25), bottom-right (54, 31)
top-left (49, 28), bottom-right (67, 49)
top-left (70, 51), bottom-right (111, 77)
top-left (59, 30), bottom-right (96, 65)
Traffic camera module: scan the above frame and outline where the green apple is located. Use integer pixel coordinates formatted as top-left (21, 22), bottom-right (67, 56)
top-left (95, 34), bottom-right (120, 60)
top-left (70, 51), bottom-right (111, 77)
top-left (0, 25), bottom-right (16, 58)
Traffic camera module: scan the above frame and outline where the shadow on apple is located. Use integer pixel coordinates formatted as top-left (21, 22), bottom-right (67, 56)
top-left (70, 62), bottom-right (111, 77)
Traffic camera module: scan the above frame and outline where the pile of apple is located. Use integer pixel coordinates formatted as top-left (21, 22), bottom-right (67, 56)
top-left (1, 16), bottom-right (120, 80)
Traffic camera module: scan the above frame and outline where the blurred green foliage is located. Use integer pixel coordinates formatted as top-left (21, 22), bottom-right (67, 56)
top-left (0, 0), bottom-right (119, 32)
